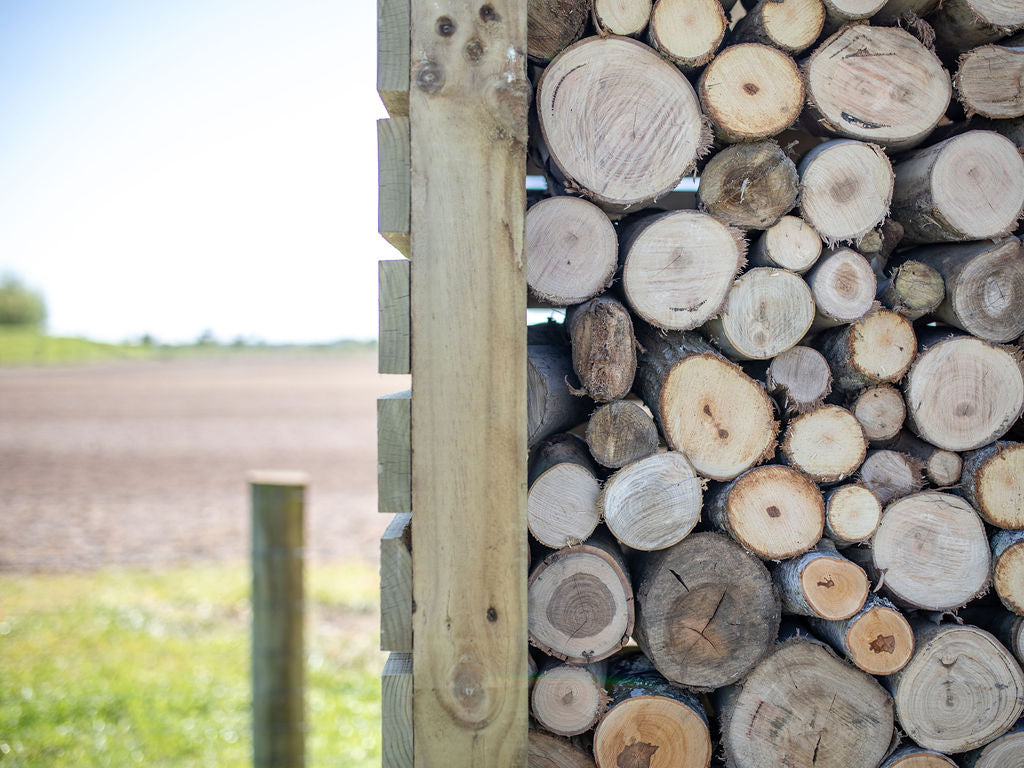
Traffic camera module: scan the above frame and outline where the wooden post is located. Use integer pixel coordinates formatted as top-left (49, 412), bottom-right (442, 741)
top-left (409, 1), bottom-right (528, 766)
top-left (250, 471), bottom-right (307, 768)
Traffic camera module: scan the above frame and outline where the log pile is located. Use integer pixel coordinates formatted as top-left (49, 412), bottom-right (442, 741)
top-left (522, 1), bottom-right (1024, 764)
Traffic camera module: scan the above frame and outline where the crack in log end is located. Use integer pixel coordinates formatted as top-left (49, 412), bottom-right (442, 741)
top-left (869, 634), bottom-right (895, 654)
top-left (549, 63), bottom-right (587, 114)
top-left (669, 568), bottom-right (690, 591)
top-left (811, 733), bottom-right (823, 764)
top-left (840, 112), bottom-right (889, 130)
top-left (617, 738), bottom-right (659, 768)
top-left (766, 505), bottom-right (782, 518)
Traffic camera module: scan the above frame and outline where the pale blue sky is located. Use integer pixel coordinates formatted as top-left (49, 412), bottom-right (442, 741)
top-left (0, 0), bottom-right (391, 343)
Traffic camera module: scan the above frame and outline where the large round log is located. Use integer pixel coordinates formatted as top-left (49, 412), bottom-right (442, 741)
top-left (747, 215), bottom-right (822, 273)
top-left (890, 132), bottom-right (1024, 244)
top-left (802, 26), bottom-right (951, 151)
top-left (955, 33), bottom-right (1024, 119)
top-left (992, 529), bottom-right (1024, 616)
top-left (619, 210), bottom-right (745, 331)
top-left (824, 483), bottom-right (881, 546)
top-left (527, 0), bottom-right (589, 61)
top-left (696, 141), bottom-right (799, 230)
top-left (903, 334), bottom-right (1024, 452)
top-left (730, 0), bottom-right (825, 55)
top-left (781, 405), bottom-right (867, 483)
top-left (804, 248), bottom-right (877, 330)
top-left (526, 196), bottom-right (618, 306)
top-left (584, 400), bottom-right (658, 469)
top-left (599, 451), bottom-right (703, 552)
top-left (537, 36), bottom-right (708, 210)
top-left (808, 594), bottom-right (914, 676)
top-left (771, 539), bottom-right (869, 620)
top-left (567, 295), bottom-right (636, 402)
top-left (719, 639), bottom-right (895, 768)
top-left (528, 434), bottom-right (602, 549)
top-left (647, 0), bottom-right (726, 71)
top-left (632, 532), bottom-right (780, 691)
top-left (706, 465), bottom-right (825, 560)
top-left (798, 139), bottom-right (894, 245)
top-left (634, 326), bottom-right (778, 481)
top-left (702, 267), bottom-right (815, 361)
top-left (871, 491), bottom-right (991, 611)
top-left (816, 309), bottom-right (917, 392)
top-left (889, 621), bottom-right (1024, 753)
top-left (961, 441), bottom-right (1024, 529)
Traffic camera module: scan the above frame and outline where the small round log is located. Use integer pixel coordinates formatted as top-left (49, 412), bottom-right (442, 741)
top-left (798, 139), bottom-right (894, 245)
top-left (816, 309), bottom-right (917, 392)
top-left (824, 483), bottom-right (882, 546)
top-left (592, 0), bottom-right (652, 36)
top-left (527, 0), bottom-right (590, 61)
top-left (697, 43), bottom-right (804, 143)
top-left (730, 0), bottom-right (825, 55)
top-left (531, 659), bottom-right (609, 737)
top-left (858, 449), bottom-right (925, 505)
top-left (647, 0), bottom-right (727, 71)
top-left (871, 491), bottom-right (991, 611)
top-left (702, 267), bottom-right (815, 361)
top-left (955, 33), bottom-right (1024, 119)
top-left (619, 210), bottom-right (745, 331)
top-left (820, 0), bottom-right (886, 35)
top-left (851, 385), bottom-right (906, 443)
top-left (706, 464), bottom-right (825, 560)
top-left (599, 451), bottom-right (703, 552)
top-left (747, 215), bottom-right (822, 273)
top-left (771, 539), bottom-right (869, 620)
top-left (993, 529), bottom-right (1024, 616)
top-left (528, 434), bottom-right (602, 549)
top-left (877, 259), bottom-right (945, 321)
top-left (804, 248), bottom-right (877, 330)
top-left (526, 196), bottom-right (617, 305)
top-left (537, 36), bottom-right (708, 210)
top-left (961, 441), bottom-right (1024, 529)
top-left (696, 140), bottom-right (799, 230)
top-left (567, 295), bottom-right (636, 402)
top-left (764, 345), bottom-right (832, 413)
top-left (584, 400), bottom-right (658, 469)
top-left (880, 747), bottom-right (957, 767)
top-left (807, 594), bottom-right (914, 676)
top-left (781, 405), bottom-right (867, 483)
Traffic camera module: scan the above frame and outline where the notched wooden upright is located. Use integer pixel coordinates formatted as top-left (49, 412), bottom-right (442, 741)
top-left (410, 1), bottom-right (529, 766)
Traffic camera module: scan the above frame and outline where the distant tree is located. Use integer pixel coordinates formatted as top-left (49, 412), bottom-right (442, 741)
top-left (0, 273), bottom-right (47, 329)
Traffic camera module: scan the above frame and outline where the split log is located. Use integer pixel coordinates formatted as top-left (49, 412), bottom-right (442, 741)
top-left (820, 0), bottom-right (887, 35)
top-left (537, 36), bottom-right (707, 210)
top-left (527, 532), bottom-right (634, 663)
top-left (598, 451), bottom-right (703, 552)
top-left (531, 659), bottom-right (608, 737)
top-left (706, 464), bottom-right (825, 560)
top-left (697, 43), bottom-right (804, 143)
top-left (703, 267), bottom-right (815, 361)
top-left (771, 539), bottom-right (869, 620)
top-left (584, 400), bottom-right (658, 469)
top-left (884, 431), bottom-right (961, 487)
top-left (877, 260), bottom-right (945, 321)
top-left (729, 0), bottom-right (825, 56)
top-left (888, 620), bottom-right (1024, 753)
top-left (647, 0), bottom-right (727, 71)
top-left (634, 326), bottom-right (778, 481)
top-left (808, 594), bottom-right (914, 676)
top-left (566, 296), bottom-right (636, 402)
top-left (632, 532), bottom-right (781, 690)
top-left (528, 434), bottom-right (602, 548)
top-left (824, 484), bottom-right (882, 546)
top-left (781, 405), bottom-right (867, 483)
top-left (871, 0), bottom-right (940, 26)
top-left (961, 441), bottom-right (1024, 529)
top-left (526, 196), bottom-right (618, 305)
top-left (593, 651), bottom-right (712, 768)
top-left (719, 639), bottom-right (895, 768)
top-left (870, 491), bottom-right (991, 611)
top-left (931, 0), bottom-right (1024, 61)
top-left (763, 345), bottom-right (832, 413)
top-left (858, 449), bottom-right (925, 505)
top-left (528, 728), bottom-right (597, 768)
top-left (798, 139), bottom-right (894, 244)
top-left (992, 529), bottom-right (1024, 616)
top-left (802, 25), bottom-right (951, 151)
top-left (619, 210), bottom-right (745, 331)
top-left (817, 309), bottom-right (916, 392)
top-left (592, 0), bottom-right (652, 36)
top-left (955, 33), bottom-right (1024, 119)
top-left (747, 215), bottom-right (822, 273)
top-left (850, 385), bottom-right (906, 443)
top-left (696, 140), bottom-right (799, 230)
top-left (528, 344), bottom-right (592, 447)
top-left (891, 131), bottom-right (1024, 245)
top-left (903, 334), bottom-right (1024, 452)
top-left (899, 237), bottom-right (1024, 343)
top-left (880, 747), bottom-right (957, 767)
top-left (804, 248), bottom-right (877, 329)
top-left (527, 0), bottom-right (590, 61)
top-left (960, 720), bottom-right (1024, 768)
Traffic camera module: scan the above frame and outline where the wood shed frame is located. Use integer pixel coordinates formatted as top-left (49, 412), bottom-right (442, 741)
top-left (376, 0), bottom-right (530, 765)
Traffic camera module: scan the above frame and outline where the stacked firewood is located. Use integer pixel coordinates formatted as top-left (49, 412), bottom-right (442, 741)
top-left (523, 1), bottom-right (1024, 766)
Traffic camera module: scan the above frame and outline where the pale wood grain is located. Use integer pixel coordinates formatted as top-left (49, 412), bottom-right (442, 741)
top-left (382, 652), bottom-right (413, 768)
top-left (380, 513), bottom-right (412, 652)
top-left (377, 391), bottom-right (410, 516)
top-left (377, 0), bottom-right (410, 116)
top-left (378, 260), bottom-right (410, 375)
top-left (377, 118), bottom-right (410, 256)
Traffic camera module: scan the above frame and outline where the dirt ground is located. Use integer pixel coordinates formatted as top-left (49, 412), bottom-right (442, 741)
top-left (0, 352), bottom-right (406, 572)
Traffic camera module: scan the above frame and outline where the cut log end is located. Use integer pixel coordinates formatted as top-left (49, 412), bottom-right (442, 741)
top-left (826, 484), bottom-right (882, 545)
top-left (697, 141), bottom-right (799, 230)
top-left (955, 38), bottom-right (1024, 120)
top-left (766, 345), bottom-right (832, 413)
top-left (593, 693), bottom-right (712, 768)
top-left (859, 449), bottom-right (925, 506)
top-left (528, 728), bottom-right (597, 768)
top-left (806, 248), bottom-right (877, 328)
top-left (993, 531), bottom-right (1024, 615)
top-left (527, 0), bottom-right (589, 61)
top-left (649, 0), bottom-right (726, 70)
top-left (530, 663), bottom-right (607, 736)
top-left (800, 555), bottom-right (869, 621)
top-left (593, 0), bottom-right (652, 36)
top-left (852, 385), bottom-right (907, 443)
top-left (528, 462), bottom-right (601, 549)
top-left (782, 405), bottom-right (867, 483)
top-left (966, 442), bottom-right (1024, 528)
top-left (584, 400), bottom-right (658, 469)
top-left (750, 215), bottom-right (822, 273)
top-left (845, 602), bottom-right (915, 676)
top-left (568, 295), bottom-right (636, 402)
top-left (880, 260), bottom-right (945, 320)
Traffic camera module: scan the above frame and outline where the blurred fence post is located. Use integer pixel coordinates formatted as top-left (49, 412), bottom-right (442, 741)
top-left (249, 470), bottom-right (308, 768)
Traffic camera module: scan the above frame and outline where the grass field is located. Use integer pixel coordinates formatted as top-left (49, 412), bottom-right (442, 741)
top-left (0, 562), bottom-right (383, 767)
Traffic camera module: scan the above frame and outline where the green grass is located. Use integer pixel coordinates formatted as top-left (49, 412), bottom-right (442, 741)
top-left (0, 562), bottom-right (384, 767)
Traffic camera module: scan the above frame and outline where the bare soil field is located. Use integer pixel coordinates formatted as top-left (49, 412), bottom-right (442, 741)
top-left (0, 352), bottom-right (405, 572)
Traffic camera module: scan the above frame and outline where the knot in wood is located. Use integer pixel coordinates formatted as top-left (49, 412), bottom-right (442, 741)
top-left (478, 4), bottom-right (500, 22)
top-left (464, 38), bottom-right (485, 63)
top-left (435, 15), bottom-right (456, 36)
top-left (415, 61), bottom-right (444, 94)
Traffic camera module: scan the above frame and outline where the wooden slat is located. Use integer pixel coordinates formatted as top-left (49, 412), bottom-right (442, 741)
top-left (382, 652), bottom-right (413, 768)
top-left (379, 260), bottom-right (411, 374)
top-left (380, 513), bottom-right (413, 652)
top-left (377, 391), bottom-right (411, 515)
top-left (377, 0), bottom-right (410, 116)
top-left (378, 118), bottom-right (411, 256)
top-left (410, 1), bottom-right (529, 765)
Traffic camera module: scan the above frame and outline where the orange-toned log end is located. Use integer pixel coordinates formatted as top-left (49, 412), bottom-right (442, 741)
top-left (593, 696), bottom-right (712, 768)
top-left (801, 557), bottom-right (869, 620)
top-left (846, 604), bottom-right (914, 676)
